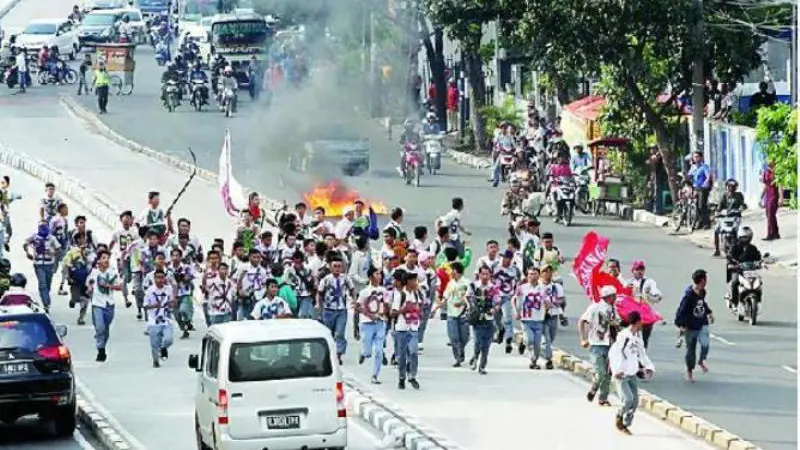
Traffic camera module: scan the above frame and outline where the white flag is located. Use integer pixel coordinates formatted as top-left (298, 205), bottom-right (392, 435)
top-left (218, 128), bottom-right (246, 217)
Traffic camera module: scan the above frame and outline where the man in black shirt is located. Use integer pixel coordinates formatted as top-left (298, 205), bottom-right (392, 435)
top-left (749, 82), bottom-right (776, 111)
top-left (713, 179), bottom-right (746, 256)
top-left (77, 53), bottom-right (91, 95)
top-left (727, 226), bottom-right (761, 310)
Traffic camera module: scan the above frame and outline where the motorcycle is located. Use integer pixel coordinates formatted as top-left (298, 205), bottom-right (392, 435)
top-left (729, 256), bottom-right (768, 325)
top-left (220, 87), bottom-right (236, 117)
top-left (189, 79), bottom-right (207, 111)
top-left (154, 41), bottom-right (169, 66)
top-left (163, 80), bottom-right (180, 112)
top-left (37, 61), bottom-right (77, 85)
top-left (575, 166), bottom-right (591, 214)
top-left (497, 141), bottom-right (516, 183)
top-left (717, 208), bottom-right (743, 257)
top-left (2, 65), bottom-right (18, 88)
top-left (423, 132), bottom-right (444, 175)
top-left (552, 176), bottom-right (576, 226)
top-left (402, 141), bottom-right (423, 187)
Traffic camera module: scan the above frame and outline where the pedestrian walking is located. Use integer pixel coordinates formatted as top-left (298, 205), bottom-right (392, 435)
top-left (357, 267), bottom-right (389, 384)
top-left (514, 267), bottom-right (548, 369)
top-left (579, 285), bottom-right (618, 406)
top-left (92, 60), bottom-right (110, 114)
top-left (206, 261), bottom-right (234, 325)
top-left (316, 258), bottom-right (354, 365)
top-left (538, 264), bottom-right (566, 369)
top-left (439, 261), bottom-right (470, 367)
top-left (143, 269), bottom-right (175, 368)
top-left (23, 222), bottom-right (61, 312)
top-left (63, 233), bottom-right (91, 325)
top-left (13, 46), bottom-right (27, 93)
top-left (675, 269), bottom-right (714, 382)
top-left (77, 53), bottom-right (91, 95)
top-left (391, 271), bottom-right (422, 389)
top-left (761, 161), bottom-right (781, 240)
top-left (87, 250), bottom-right (123, 362)
top-left (468, 266), bottom-right (500, 374)
top-left (250, 279), bottom-right (293, 320)
top-left (608, 311), bottom-right (655, 435)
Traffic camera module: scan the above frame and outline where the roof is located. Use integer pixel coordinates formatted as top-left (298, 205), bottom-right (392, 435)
top-left (588, 137), bottom-right (631, 148)
top-left (209, 319), bottom-right (331, 344)
top-left (564, 95), bottom-right (606, 121)
top-left (211, 12), bottom-right (265, 23)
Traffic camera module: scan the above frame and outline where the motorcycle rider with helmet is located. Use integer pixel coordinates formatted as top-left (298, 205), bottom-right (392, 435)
top-left (422, 112), bottom-right (442, 134)
top-left (726, 226), bottom-right (761, 312)
top-left (188, 61), bottom-right (209, 105)
top-left (570, 144), bottom-right (591, 172)
top-left (713, 178), bottom-right (747, 256)
top-left (398, 118), bottom-right (420, 178)
top-left (545, 154), bottom-right (573, 218)
top-left (0, 273), bottom-right (36, 308)
top-left (210, 54), bottom-right (227, 95)
top-left (160, 62), bottom-right (181, 106)
top-left (219, 66), bottom-right (238, 113)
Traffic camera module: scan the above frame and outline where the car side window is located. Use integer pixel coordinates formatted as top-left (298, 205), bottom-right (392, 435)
top-left (204, 339), bottom-right (219, 379)
top-left (199, 336), bottom-right (208, 368)
top-left (62, 22), bottom-right (72, 33)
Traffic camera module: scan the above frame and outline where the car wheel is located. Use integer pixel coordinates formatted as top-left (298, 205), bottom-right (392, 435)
top-left (53, 402), bottom-right (77, 437)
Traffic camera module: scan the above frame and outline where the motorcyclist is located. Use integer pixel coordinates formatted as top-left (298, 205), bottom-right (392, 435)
top-left (491, 124), bottom-right (516, 187)
top-left (399, 118), bottom-right (419, 145)
top-left (160, 62), bottom-right (181, 105)
top-left (68, 5), bottom-right (83, 23)
top-left (726, 226), bottom-right (761, 311)
top-left (173, 54), bottom-right (188, 74)
top-left (713, 178), bottom-right (747, 256)
top-left (422, 112), bottom-right (442, 135)
top-left (219, 66), bottom-right (238, 113)
top-left (210, 55), bottom-right (226, 95)
top-left (545, 154), bottom-right (574, 219)
top-left (501, 176), bottom-right (526, 217)
top-left (188, 61), bottom-right (208, 104)
top-left (570, 144), bottom-right (591, 173)
top-left (117, 15), bottom-right (133, 43)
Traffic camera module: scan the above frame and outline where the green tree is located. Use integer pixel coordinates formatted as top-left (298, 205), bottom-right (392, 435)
top-left (755, 103), bottom-right (798, 205)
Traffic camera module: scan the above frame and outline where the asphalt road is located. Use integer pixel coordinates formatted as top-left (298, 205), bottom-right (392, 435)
top-left (0, 419), bottom-right (98, 450)
top-left (0, 1), bottom-right (797, 447)
top-left (0, 164), bottom-right (389, 450)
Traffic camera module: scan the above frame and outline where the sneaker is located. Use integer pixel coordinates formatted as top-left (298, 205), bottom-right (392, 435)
top-left (452, 362), bottom-right (462, 368)
top-left (153, 360), bottom-right (160, 368)
top-left (358, 354), bottom-right (366, 365)
top-left (181, 331), bottom-right (190, 339)
top-left (408, 379), bottom-right (420, 390)
top-left (69, 299), bottom-right (75, 309)
top-left (505, 343), bottom-right (512, 354)
top-left (469, 359), bottom-right (477, 371)
top-left (529, 362), bottom-right (540, 370)
top-left (698, 361), bottom-right (709, 373)
top-left (545, 360), bottom-right (554, 370)
top-left (187, 323), bottom-right (195, 331)
top-left (615, 415), bottom-right (625, 431)
top-left (398, 379), bottom-right (406, 390)
top-left (598, 400), bottom-right (612, 407)
top-left (58, 288), bottom-right (67, 296)
top-left (390, 354), bottom-right (397, 366)
top-left (337, 355), bottom-right (344, 366)
top-left (586, 390), bottom-right (596, 402)
top-left (478, 368), bottom-right (487, 375)
top-left (518, 343), bottom-right (526, 355)
top-left (136, 312), bottom-right (143, 320)
top-left (686, 370), bottom-right (695, 382)
top-left (382, 355), bottom-right (388, 366)
top-left (76, 319), bottom-right (85, 326)
top-left (95, 349), bottom-right (106, 362)
top-left (160, 348), bottom-right (169, 360)
top-left (370, 376), bottom-right (381, 385)
top-left (713, 250), bottom-right (721, 257)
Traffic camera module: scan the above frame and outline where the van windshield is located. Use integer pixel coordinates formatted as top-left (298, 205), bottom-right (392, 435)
top-left (228, 338), bottom-right (332, 382)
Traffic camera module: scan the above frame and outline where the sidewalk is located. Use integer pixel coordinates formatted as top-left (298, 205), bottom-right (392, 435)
top-left (0, 118), bottom-right (718, 450)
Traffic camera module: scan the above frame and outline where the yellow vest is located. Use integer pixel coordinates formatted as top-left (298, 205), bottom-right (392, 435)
top-left (94, 69), bottom-right (110, 86)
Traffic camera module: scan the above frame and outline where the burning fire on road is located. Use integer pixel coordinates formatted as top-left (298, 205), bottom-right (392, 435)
top-left (302, 181), bottom-right (389, 217)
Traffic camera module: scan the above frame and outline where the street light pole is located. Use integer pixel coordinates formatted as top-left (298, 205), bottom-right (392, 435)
top-left (691, 0), bottom-right (705, 155)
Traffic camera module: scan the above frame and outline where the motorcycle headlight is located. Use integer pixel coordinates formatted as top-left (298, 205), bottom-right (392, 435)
top-left (750, 277), bottom-right (761, 290)
top-left (738, 275), bottom-right (753, 290)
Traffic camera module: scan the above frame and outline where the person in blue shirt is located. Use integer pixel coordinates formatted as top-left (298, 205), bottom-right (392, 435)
top-left (187, 62), bottom-right (208, 105)
top-left (569, 144), bottom-right (591, 173)
top-left (674, 269), bottom-right (714, 382)
top-left (688, 151), bottom-right (712, 228)
top-left (422, 112), bottom-right (442, 135)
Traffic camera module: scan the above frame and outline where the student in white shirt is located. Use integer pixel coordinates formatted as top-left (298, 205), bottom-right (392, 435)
top-left (514, 267), bottom-right (549, 369)
top-left (391, 271), bottom-right (423, 390)
top-left (143, 269), bottom-right (175, 368)
top-left (357, 267), bottom-right (389, 384)
top-left (250, 279), bottom-right (292, 320)
top-left (626, 260), bottom-right (663, 348)
top-left (436, 197), bottom-right (470, 255)
top-left (317, 258), bottom-right (355, 364)
top-left (537, 264), bottom-right (566, 370)
top-left (235, 249), bottom-right (268, 320)
top-left (608, 311), bottom-right (654, 434)
top-left (86, 250), bottom-right (123, 363)
top-left (207, 261), bottom-right (235, 325)
top-left (579, 285), bottom-right (619, 406)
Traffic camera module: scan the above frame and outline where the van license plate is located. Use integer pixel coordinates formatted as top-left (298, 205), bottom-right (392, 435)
top-left (266, 415), bottom-right (300, 429)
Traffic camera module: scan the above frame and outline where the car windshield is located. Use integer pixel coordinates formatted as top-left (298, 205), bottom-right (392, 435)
top-left (0, 317), bottom-right (59, 352)
top-left (83, 13), bottom-right (116, 25)
top-left (228, 338), bottom-right (332, 382)
top-left (121, 11), bottom-right (142, 21)
top-left (200, 18), bottom-right (212, 28)
top-left (182, 13), bottom-right (201, 22)
top-left (23, 23), bottom-right (57, 35)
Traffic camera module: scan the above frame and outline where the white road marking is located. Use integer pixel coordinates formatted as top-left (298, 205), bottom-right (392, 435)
top-left (73, 429), bottom-right (96, 449)
top-left (781, 365), bottom-right (797, 374)
top-left (709, 333), bottom-right (736, 346)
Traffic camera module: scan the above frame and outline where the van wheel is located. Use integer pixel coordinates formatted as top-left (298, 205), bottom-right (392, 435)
top-left (195, 416), bottom-right (211, 450)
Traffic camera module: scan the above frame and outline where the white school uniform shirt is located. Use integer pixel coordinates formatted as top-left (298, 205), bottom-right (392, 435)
top-left (609, 328), bottom-right (655, 377)
top-left (111, 226), bottom-right (137, 261)
top-left (144, 284), bottom-right (174, 325)
top-left (237, 263), bottom-right (269, 300)
top-left (627, 276), bottom-right (663, 304)
top-left (207, 275), bottom-right (235, 315)
top-left (537, 281), bottom-right (565, 316)
top-left (391, 288), bottom-right (422, 332)
top-left (357, 285), bottom-right (388, 323)
top-left (474, 255), bottom-right (500, 277)
top-left (579, 301), bottom-right (616, 346)
top-left (438, 209), bottom-right (462, 241)
top-left (251, 296), bottom-right (292, 320)
top-left (515, 282), bottom-right (547, 322)
top-left (87, 267), bottom-right (120, 307)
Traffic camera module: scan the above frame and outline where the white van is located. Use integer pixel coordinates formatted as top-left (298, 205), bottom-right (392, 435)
top-left (188, 320), bottom-right (347, 450)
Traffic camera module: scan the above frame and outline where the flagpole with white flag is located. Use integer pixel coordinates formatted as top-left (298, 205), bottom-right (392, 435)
top-left (218, 128), bottom-right (247, 218)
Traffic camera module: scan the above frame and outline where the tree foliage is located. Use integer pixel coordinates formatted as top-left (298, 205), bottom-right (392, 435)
top-left (755, 103), bottom-right (798, 199)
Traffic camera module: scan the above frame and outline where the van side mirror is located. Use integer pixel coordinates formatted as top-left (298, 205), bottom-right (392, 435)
top-left (188, 354), bottom-right (200, 371)
top-left (55, 324), bottom-right (68, 338)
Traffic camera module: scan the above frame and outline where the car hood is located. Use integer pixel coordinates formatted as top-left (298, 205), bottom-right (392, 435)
top-left (15, 34), bottom-right (53, 46)
top-left (78, 25), bottom-right (113, 33)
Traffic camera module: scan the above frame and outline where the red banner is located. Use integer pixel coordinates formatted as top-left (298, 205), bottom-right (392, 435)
top-left (571, 231), bottom-right (610, 300)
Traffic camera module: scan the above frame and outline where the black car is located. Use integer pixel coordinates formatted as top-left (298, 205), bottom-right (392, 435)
top-left (289, 123), bottom-right (370, 176)
top-left (0, 306), bottom-right (75, 437)
top-left (76, 10), bottom-right (122, 47)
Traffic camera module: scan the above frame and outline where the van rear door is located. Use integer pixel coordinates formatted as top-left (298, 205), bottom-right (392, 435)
top-left (224, 337), bottom-right (341, 440)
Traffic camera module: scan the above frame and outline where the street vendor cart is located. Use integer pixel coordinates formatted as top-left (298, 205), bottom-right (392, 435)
top-left (94, 43), bottom-right (135, 95)
top-left (587, 137), bottom-right (632, 216)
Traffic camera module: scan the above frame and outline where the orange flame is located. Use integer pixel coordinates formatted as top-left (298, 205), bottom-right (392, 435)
top-left (302, 181), bottom-right (389, 217)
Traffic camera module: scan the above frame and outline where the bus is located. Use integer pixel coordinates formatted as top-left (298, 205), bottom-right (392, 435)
top-left (178, 0), bottom-right (215, 24)
top-left (210, 12), bottom-right (271, 63)
top-left (135, 0), bottom-right (169, 19)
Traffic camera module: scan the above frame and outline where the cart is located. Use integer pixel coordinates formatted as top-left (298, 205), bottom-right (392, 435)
top-left (587, 137), bottom-right (632, 216)
top-left (94, 43), bottom-right (136, 95)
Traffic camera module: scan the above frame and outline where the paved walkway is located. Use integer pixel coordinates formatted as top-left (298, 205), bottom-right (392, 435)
top-left (2, 165), bottom-right (385, 450)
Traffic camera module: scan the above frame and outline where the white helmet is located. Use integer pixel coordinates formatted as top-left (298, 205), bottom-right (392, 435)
top-left (599, 285), bottom-right (617, 298)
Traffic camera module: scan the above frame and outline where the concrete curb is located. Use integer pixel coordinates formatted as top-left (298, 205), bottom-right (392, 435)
top-left (630, 208), bottom-right (797, 269)
top-left (444, 148), bottom-right (492, 170)
top-left (0, 132), bottom-right (455, 450)
top-left (58, 95), bottom-right (285, 212)
top-left (0, 147), bottom-right (141, 450)
top-left (550, 349), bottom-right (764, 450)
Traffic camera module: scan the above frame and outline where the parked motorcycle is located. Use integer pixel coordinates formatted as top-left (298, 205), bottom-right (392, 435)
top-left (717, 208), bottom-right (743, 257)
top-left (190, 79), bottom-right (207, 112)
top-left (164, 80), bottom-right (180, 112)
top-left (423, 132), bottom-right (444, 175)
top-left (403, 141), bottom-right (423, 187)
top-left (552, 176), bottom-right (576, 226)
top-left (729, 255), bottom-right (768, 325)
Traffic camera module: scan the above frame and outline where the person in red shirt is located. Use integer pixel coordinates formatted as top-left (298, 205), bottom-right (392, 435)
top-left (446, 79), bottom-right (458, 131)
top-left (427, 77), bottom-right (436, 101)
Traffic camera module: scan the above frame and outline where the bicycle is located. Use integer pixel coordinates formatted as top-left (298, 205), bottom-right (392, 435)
top-left (670, 192), bottom-right (700, 233)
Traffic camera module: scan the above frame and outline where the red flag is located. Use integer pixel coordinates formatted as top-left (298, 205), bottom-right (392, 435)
top-left (614, 294), bottom-right (664, 325)
top-left (571, 231), bottom-right (610, 299)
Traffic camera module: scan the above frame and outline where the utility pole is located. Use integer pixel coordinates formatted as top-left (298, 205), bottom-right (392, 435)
top-left (691, 0), bottom-right (705, 156)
